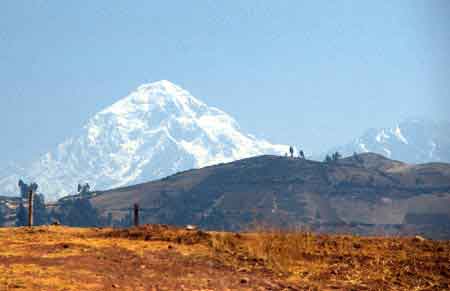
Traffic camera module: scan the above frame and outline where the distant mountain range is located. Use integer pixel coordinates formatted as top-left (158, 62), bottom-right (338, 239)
top-left (0, 81), bottom-right (286, 200)
top-left (330, 119), bottom-right (450, 164)
top-left (0, 80), bottom-right (449, 201)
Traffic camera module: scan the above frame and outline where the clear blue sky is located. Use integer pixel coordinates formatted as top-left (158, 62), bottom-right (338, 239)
top-left (1, 1), bottom-right (449, 164)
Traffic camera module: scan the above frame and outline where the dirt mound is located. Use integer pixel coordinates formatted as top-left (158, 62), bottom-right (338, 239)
top-left (101, 224), bottom-right (211, 245)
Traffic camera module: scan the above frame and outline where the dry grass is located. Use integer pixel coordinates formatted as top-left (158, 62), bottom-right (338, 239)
top-left (0, 225), bottom-right (449, 290)
top-left (209, 227), bottom-right (450, 290)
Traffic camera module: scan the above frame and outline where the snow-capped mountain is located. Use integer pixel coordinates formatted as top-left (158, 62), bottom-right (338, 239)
top-left (331, 119), bottom-right (450, 164)
top-left (0, 80), bottom-right (287, 200)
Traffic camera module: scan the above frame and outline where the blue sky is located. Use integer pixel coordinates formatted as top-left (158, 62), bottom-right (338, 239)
top-left (1, 1), bottom-right (449, 164)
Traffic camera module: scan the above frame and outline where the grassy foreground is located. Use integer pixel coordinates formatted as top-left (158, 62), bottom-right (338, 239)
top-left (0, 225), bottom-right (449, 290)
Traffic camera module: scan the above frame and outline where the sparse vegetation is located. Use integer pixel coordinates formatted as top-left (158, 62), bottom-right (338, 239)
top-left (324, 152), bottom-right (342, 163)
top-left (50, 198), bottom-right (102, 227)
top-left (332, 151), bottom-right (342, 161)
top-left (15, 202), bottom-right (27, 226)
top-left (212, 227), bottom-right (450, 290)
top-left (77, 183), bottom-right (91, 196)
top-left (18, 180), bottom-right (38, 199)
top-left (0, 225), bottom-right (448, 290)
top-left (0, 207), bottom-right (4, 226)
top-left (299, 149), bottom-right (305, 159)
top-left (33, 193), bottom-right (48, 225)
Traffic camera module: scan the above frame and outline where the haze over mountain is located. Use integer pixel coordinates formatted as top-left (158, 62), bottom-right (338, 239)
top-left (0, 81), bottom-right (286, 200)
top-left (330, 119), bottom-right (450, 164)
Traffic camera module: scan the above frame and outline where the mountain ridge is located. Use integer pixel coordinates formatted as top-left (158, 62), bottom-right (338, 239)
top-left (84, 153), bottom-right (450, 238)
top-left (328, 119), bottom-right (450, 164)
top-left (2, 81), bottom-right (449, 201)
top-left (0, 81), bottom-right (287, 200)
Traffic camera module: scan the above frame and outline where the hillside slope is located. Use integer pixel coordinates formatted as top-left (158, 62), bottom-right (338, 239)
top-left (89, 153), bottom-right (450, 237)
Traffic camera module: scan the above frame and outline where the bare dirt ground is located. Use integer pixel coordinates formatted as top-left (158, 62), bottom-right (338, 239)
top-left (0, 225), bottom-right (449, 290)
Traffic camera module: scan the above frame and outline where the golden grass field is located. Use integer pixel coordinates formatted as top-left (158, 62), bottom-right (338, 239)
top-left (0, 225), bottom-right (449, 290)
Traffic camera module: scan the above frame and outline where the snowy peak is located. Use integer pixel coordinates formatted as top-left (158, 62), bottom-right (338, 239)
top-left (392, 125), bottom-right (408, 145)
top-left (372, 125), bottom-right (408, 145)
top-left (334, 119), bottom-right (450, 164)
top-left (103, 80), bottom-right (208, 117)
top-left (0, 81), bottom-right (287, 200)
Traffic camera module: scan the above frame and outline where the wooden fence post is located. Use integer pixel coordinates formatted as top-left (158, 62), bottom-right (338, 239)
top-left (133, 203), bottom-right (139, 227)
top-left (28, 189), bottom-right (33, 227)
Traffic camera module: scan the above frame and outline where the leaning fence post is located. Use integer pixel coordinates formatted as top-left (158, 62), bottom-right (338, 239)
top-left (28, 189), bottom-right (33, 227)
top-left (133, 203), bottom-right (139, 227)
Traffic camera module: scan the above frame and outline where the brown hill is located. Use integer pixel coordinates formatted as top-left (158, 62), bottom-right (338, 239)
top-left (88, 153), bottom-right (450, 238)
